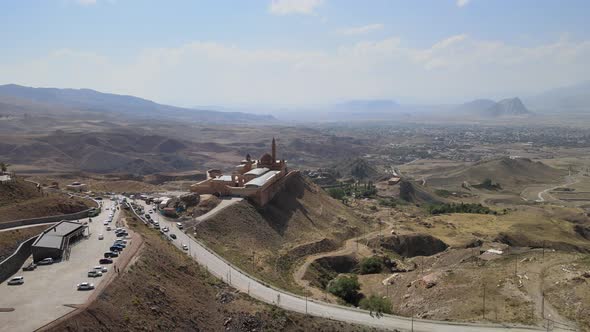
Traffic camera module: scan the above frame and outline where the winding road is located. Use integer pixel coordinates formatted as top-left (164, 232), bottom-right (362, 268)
top-left (134, 199), bottom-right (554, 332)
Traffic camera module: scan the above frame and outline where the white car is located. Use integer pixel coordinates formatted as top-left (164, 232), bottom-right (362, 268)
top-left (94, 266), bottom-right (108, 273)
top-left (88, 270), bottom-right (102, 278)
top-left (182, 244), bottom-right (189, 251)
top-left (77, 282), bottom-right (95, 291)
top-left (98, 234), bottom-right (104, 240)
top-left (103, 221), bottom-right (108, 225)
top-left (7, 276), bottom-right (24, 285)
top-left (162, 227), bottom-right (169, 232)
top-left (106, 226), bottom-right (111, 231)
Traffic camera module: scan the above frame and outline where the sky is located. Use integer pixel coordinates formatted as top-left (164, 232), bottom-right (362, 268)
top-left (0, 0), bottom-right (589, 108)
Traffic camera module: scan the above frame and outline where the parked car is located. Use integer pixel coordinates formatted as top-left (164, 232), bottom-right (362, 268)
top-left (22, 263), bottom-right (37, 271)
top-left (37, 258), bottom-right (54, 265)
top-left (109, 246), bottom-right (122, 252)
top-left (88, 270), bottom-right (102, 278)
top-left (77, 282), bottom-right (95, 291)
top-left (106, 226), bottom-right (111, 231)
top-left (104, 251), bottom-right (119, 258)
top-left (94, 266), bottom-right (108, 273)
top-left (170, 234), bottom-right (177, 240)
top-left (98, 234), bottom-right (104, 240)
top-left (114, 239), bottom-right (127, 245)
top-left (176, 222), bottom-right (183, 229)
top-left (7, 276), bottom-right (24, 285)
top-left (103, 221), bottom-right (109, 225)
top-left (162, 227), bottom-right (169, 232)
top-left (182, 244), bottom-right (189, 250)
top-left (99, 258), bottom-right (113, 264)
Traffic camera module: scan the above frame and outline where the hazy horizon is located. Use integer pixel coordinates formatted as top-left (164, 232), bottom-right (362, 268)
top-left (1, 0), bottom-right (589, 108)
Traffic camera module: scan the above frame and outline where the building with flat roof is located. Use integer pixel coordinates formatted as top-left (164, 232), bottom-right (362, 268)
top-left (31, 220), bottom-right (86, 262)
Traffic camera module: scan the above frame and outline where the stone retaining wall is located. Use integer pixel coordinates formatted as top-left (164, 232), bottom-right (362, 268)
top-left (0, 236), bottom-right (37, 284)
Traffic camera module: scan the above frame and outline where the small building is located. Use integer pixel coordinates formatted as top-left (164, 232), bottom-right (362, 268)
top-left (387, 177), bottom-right (401, 185)
top-left (66, 182), bottom-right (88, 192)
top-left (31, 221), bottom-right (87, 262)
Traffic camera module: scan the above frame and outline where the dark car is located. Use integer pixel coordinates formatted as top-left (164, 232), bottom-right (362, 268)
top-left (109, 246), bottom-right (123, 252)
top-left (170, 234), bottom-right (177, 239)
top-left (104, 251), bottom-right (119, 258)
top-left (99, 258), bottom-right (113, 264)
top-left (22, 263), bottom-right (37, 271)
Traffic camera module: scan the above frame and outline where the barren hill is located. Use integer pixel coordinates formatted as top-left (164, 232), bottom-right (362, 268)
top-left (428, 157), bottom-right (566, 191)
top-left (0, 84), bottom-right (276, 124)
top-left (194, 173), bottom-right (369, 293)
top-left (334, 157), bottom-right (380, 180)
top-left (0, 178), bottom-right (94, 222)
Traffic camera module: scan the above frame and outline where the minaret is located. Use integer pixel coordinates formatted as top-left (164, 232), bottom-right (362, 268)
top-left (272, 137), bottom-right (276, 162)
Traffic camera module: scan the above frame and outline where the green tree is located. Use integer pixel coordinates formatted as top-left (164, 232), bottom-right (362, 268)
top-left (359, 295), bottom-right (392, 317)
top-left (0, 162), bottom-right (8, 173)
top-left (327, 187), bottom-right (346, 200)
top-left (358, 256), bottom-right (383, 274)
top-left (327, 275), bottom-right (361, 304)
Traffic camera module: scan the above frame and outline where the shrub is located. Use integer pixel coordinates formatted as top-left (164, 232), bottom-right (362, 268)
top-left (327, 275), bottom-right (361, 304)
top-left (427, 202), bottom-right (494, 215)
top-left (328, 188), bottom-right (346, 200)
top-left (359, 295), bottom-right (392, 316)
top-left (358, 256), bottom-right (383, 274)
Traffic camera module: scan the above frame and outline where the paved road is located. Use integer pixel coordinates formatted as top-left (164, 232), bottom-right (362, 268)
top-left (134, 200), bottom-right (552, 332)
top-left (0, 199), bottom-right (132, 332)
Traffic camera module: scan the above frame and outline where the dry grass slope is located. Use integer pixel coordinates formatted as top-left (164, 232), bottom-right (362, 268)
top-left (195, 174), bottom-right (371, 293)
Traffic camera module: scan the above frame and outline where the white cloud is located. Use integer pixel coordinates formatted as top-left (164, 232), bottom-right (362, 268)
top-left (2, 35), bottom-right (590, 105)
top-left (76, 0), bottom-right (97, 5)
top-left (456, 0), bottom-right (470, 7)
top-left (269, 0), bottom-right (323, 15)
top-left (338, 24), bottom-right (384, 35)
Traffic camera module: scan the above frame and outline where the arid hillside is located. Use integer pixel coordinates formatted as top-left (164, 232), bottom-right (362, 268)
top-left (48, 215), bottom-right (382, 332)
top-left (194, 173), bottom-right (374, 293)
top-left (0, 178), bottom-right (94, 222)
top-left (427, 157), bottom-right (566, 191)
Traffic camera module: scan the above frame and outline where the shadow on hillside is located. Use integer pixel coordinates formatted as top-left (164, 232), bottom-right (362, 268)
top-left (259, 174), bottom-right (313, 236)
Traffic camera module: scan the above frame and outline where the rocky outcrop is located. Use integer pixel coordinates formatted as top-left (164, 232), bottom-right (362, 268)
top-left (180, 193), bottom-right (200, 207)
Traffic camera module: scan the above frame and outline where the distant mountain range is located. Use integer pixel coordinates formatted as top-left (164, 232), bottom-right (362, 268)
top-left (455, 97), bottom-right (531, 118)
top-left (0, 84), bottom-right (275, 124)
top-left (333, 99), bottom-right (400, 112)
top-left (526, 81), bottom-right (590, 112)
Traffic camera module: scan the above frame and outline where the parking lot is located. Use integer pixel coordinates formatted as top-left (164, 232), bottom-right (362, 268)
top-left (0, 198), bottom-right (130, 332)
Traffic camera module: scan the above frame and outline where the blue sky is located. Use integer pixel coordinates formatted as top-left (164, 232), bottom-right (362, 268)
top-left (1, 0), bottom-right (589, 107)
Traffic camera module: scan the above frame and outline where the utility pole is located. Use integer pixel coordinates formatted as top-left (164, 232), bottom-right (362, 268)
top-left (542, 241), bottom-right (545, 262)
top-left (483, 283), bottom-right (486, 320)
top-left (305, 290), bottom-right (308, 315)
top-left (541, 291), bottom-right (545, 318)
top-left (515, 253), bottom-right (518, 277)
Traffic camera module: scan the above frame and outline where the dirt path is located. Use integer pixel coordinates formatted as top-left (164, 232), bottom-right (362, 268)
top-left (520, 173), bottom-right (580, 203)
top-left (521, 256), bottom-right (578, 331)
top-left (292, 218), bottom-right (393, 302)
